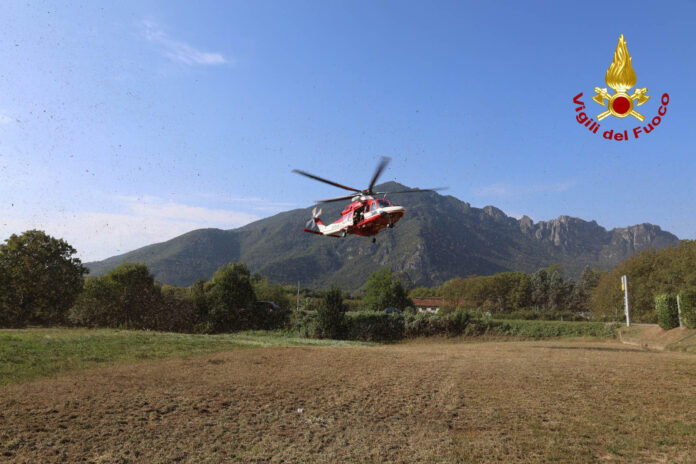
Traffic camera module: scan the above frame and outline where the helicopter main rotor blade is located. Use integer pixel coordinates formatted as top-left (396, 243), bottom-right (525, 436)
top-left (292, 169), bottom-right (362, 193)
top-left (316, 194), bottom-right (359, 204)
top-left (375, 187), bottom-right (448, 195)
top-left (367, 156), bottom-right (391, 194)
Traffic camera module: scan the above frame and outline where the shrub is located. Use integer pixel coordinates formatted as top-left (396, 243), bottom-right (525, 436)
top-left (155, 294), bottom-right (198, 333)
top-left (70, 264), bottom-right (162, 330)
top-left (236, 305), bottom-right (291, 331)
top-left (69, 277), bottom-right (121, 328)
top-left (403, 306), bottom-right (417, 315)
top-left (344, 312), bottom-right (404, 341)
top-left (679, 289), bottom-right (696, 329)
top-left (493, 309), bottom-right (587, 321)
top-left (404, 312), bottom-right (442, 338)
top-left (315, 287), bottom-right (346, 339)
top-left (206, 263), bottom-right (256, 332)
top-left (655, 294), bottom-right (679, 330)
top-left (490, 320), bottom-right (618, 338)
top-left (292, 310), bottom-right (318, 338)
top-left (403, 309), bottom-right (482, 338)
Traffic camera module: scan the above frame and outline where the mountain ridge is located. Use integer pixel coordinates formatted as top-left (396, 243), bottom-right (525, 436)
top-left (86, 182), bottom-right (680, 291)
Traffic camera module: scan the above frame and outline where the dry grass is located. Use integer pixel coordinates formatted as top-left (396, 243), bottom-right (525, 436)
top-left (619, 325), bottom-right (696, 353)
top-left (2, 339), bottom-right (696, 463)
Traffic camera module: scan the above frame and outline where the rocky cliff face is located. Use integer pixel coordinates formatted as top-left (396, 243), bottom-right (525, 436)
top-left (519, 215), bottom-right (673, 255)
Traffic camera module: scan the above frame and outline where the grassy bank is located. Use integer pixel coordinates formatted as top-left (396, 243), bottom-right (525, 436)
top-left (0, 328), bottom-right (369, 385)
top-left (619, 325), bottom-right (696, 353)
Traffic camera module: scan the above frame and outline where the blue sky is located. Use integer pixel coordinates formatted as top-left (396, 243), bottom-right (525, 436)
top-left (1, 0), bottom-right (695, 260)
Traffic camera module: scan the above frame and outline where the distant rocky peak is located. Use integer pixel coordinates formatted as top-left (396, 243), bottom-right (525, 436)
top-left (611, 223), bottom-right (668, 251)
top-left (482, 205), bottom-right (509, 221)
top-left (518, 215), bottom-right (534, 232)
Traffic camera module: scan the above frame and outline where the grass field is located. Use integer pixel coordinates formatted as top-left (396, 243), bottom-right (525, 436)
top-left (2, 330), bottom-right (696, 462)
top-left (0, 328), bottom-right (369, 385)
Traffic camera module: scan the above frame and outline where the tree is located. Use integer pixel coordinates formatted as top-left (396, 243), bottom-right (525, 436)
top-left (589, 241), bottom-right (696, 322)
top-left (252, 275), bottom-right (291, 309)
top-left (0, 230), bottom-right (87, 327)
top-left (569, 266), bottom-right (603, 313)
top-left (206, 262), bottom-right (256, 331)
top-left (408, 286), bottom-right (440, 298)
top-left (511, 274), bottom-right (533, 310)
top-left (547, 271), bottom-right (574, 311)
top-left (316, 286), bottom-right (346, 339)
top-left (362, 269), bottom-right (413, 312)
top-left (530, 269), bottom-right (550, 310)
top-left (70, 263), bottom-right (163, 329)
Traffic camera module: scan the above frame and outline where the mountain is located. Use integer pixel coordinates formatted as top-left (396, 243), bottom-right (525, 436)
top-left (86, 182), bottom-right (680, 291)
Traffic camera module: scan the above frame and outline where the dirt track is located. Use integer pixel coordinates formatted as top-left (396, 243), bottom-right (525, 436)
top-left (2, 339), bottom-right (696, 463)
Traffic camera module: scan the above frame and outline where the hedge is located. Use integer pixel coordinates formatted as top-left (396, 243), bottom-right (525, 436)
top-left (404, 310), bottom-right (492, 338)
top-left (491, 309), bottom-right (586, 321)
top-left (679, 289), bottom-right (696, 329)
top-left (489, 320), bottom-right (618, 338)
top-left (293, 310), bottom-right (618, 340)
top-left (344, 312), bottom-right (404, 341)
top-left (655, 294), bottom-right (679, 330)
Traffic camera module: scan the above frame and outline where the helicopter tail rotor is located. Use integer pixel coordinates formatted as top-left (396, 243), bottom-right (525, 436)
top-left (305, 207), bottom-right (325, 230)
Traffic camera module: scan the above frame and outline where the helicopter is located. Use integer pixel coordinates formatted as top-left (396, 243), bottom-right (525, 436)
top-left (292, 157), bottom-right (444, 243)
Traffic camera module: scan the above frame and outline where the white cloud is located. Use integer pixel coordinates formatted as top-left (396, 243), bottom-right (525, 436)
top-left (475, 181), bottom-right (576, 198)
top-left (141, 20), bottom-right (229, 66)
top-left (0, 197), bottom-right (258, 262)
top-left (119, 195), bottom-right (257, 224)
top-left (195, 193), bottom-right (298, 212)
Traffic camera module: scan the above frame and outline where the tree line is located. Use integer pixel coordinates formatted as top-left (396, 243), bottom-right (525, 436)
top-left (0, 230), bottom-right (412, 332)
top-left (3, 230), bottom-right (695, 329)
top-left (589, 240), bottom-right (696, 323)
top-left (0, 230), bottom-right (291, 331)
top-left (412, 266), bottom-right (602, 320)
top-left (413, 240), bottom-right (696, 324)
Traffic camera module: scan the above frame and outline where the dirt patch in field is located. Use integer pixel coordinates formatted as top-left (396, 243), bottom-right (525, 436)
top-left (2, 339), bottom-right (696, 463)
top-left (619, 325), bottom-right (696, 351)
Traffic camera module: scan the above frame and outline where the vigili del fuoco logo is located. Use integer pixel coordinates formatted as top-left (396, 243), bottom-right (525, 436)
top-left (573, 34), bottom-right (669, 141)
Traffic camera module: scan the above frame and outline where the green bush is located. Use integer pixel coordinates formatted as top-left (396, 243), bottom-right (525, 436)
top-left (655, 294), bottom-right (679, 330)
top-left (403, 309), bottom-right (485, 338)
top-left (70, 264), bottom-right (163, 330)
top-left (205, 263), bottom-right (256, 332)
top-left (292, 310), bottom-right (318, 338)
top-left (236, 305), bottom-right (291, 331)
top-left (344, 312), bottom-right (404, 341)
top-left (490, 320), bottom-right (618, 338)
top-left (403, 313), bottom-right (443, 338)
top-left (493, 309), bottom-right (587, 321)
top-left (315, 286), bottom-right (347, 339)
top-left (679, 289), bottom-right (696, 329)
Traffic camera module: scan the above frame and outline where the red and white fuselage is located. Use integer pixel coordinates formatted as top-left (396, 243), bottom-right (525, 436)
top-left (303, 196), bottom-right (405, 238)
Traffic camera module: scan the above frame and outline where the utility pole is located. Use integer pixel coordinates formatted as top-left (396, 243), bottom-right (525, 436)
top-left (677, 294), bottom-right (684, 328)
top-left (621, 275), bottom-right (631, 327)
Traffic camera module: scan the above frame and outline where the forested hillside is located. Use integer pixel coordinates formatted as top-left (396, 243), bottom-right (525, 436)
top-left (87, 182), bottom-right (679, 291)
